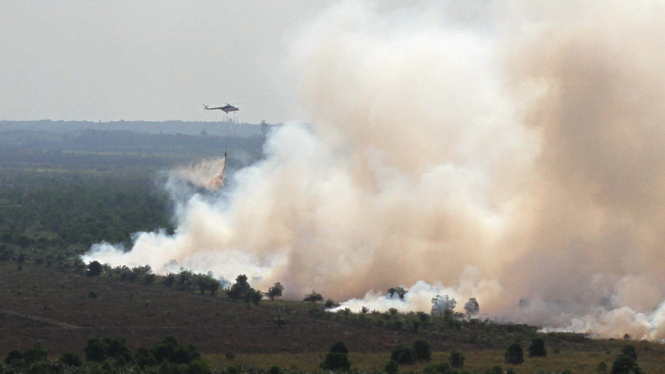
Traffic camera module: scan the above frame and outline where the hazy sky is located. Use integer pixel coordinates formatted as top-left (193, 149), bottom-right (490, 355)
top-left (0, 1), bottom-right (338, 124)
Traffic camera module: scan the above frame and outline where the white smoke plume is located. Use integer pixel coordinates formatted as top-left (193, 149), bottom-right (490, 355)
top-left (171, 157), bottom-right (226, 191)
top-left (84, 1), bottom-right (665, 340)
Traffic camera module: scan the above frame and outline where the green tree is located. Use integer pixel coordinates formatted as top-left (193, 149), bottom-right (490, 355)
top-left (185, 360), bottom-right (212, 374)
top-left (87, 260), bottom-right (103, 277)
top-left (423, 362), bottom-right (451, 374)
top-left (267, 282), bottom-right (284, 300)
top-left (504, 342), bottom-right (524, 365)
top-left (321, 341), bottom-right (350, 371)
top-left (84, 338), bottom-right (107, 362)
top-left (330, 341), bottom-right (349, 354)
top-left (621, 345), bottom-right (637, 361)
top-left (303, 290), bottom-right (323, 303)
top-left (596, 361), bottom-right (608, 374)
top-left (413, 339), bottom-right (432, 362)
top-left (386, 360), bottom-right (399, 374)
top-left (449, 351), bottom-right (465, 368)
top-left (391, 344), bottom-right (417, 365)
top-left (4, 349), bottom-right (23, 366)
top-left (528, 336), bottom-right (547, 357)
top-left (463, 297), bottom-right (480, 317)
top-left (611, 354), bottom-right (640, 374)
top-left (60, 352), bottom-right (83, 367)
top-left (23, 343), bottom-right (48, 364)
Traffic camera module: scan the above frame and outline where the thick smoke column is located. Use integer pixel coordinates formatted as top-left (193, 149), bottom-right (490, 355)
top-left (85, 1), bottom-right (665, 339)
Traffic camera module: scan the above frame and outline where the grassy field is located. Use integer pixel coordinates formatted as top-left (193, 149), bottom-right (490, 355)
top-left (205, 347), bottom-right (665, 373)
top-left (1, 262), bottom-right (664, 373)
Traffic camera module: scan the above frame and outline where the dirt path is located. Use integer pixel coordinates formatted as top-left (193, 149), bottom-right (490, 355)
top-left (0, 308), bottom-right (81, 329)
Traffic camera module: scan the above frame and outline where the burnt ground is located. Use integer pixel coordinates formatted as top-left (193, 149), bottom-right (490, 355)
top-left (0, 262), bottom-right (657, 359)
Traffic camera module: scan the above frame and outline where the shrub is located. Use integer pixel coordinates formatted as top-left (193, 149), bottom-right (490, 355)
top-left (330, 341), bottom-right (349, 354)
top-left (321, 353), bottom-right (350, 371)
top-left (185, 360), bottom-right (211, 374)
top-left (150, 336), bottom-right (200, 365)
top-left (463, 297), bottom-right (480, 316)
top-left (621, 345), bottom-right (637, 361)
top-left (391, 344), bottom-right (417, 365)
top-left (274, 314), bottom-right (288, 328)
top-left (324, 299), bottom-right (335, 309)
top-left (87, 261), bottom-right (103, 277)
top-left (504, 342), bottom-right (524, 365)
top-left (321, 341), bottom-right (351, 371)
top-left (135, 348), bottom-right (157, 368)
top-left (596, 361), bottom-right (608, 374)
top-left (226, 274), bottom-right (262, 305)
top-left (4, 349), bottom-right (23, 366)
top-left (528, 337), bottom-right (547, 357)
top-left (267, 282), bottom-right (284, 300)
top-left (423, 362), bottom-right (451, 374)
top-left (84, 339), bottom-right (107, 362)
top-left (227, 366), bottom-right (242, 374)
top-left (449, 351), bottom-right (465, 368)
top-left (386, 359), bottom-right (399, 374)
top-left (303, 290), bottom-right (323, 303)
top-left (225, 352), bottom-right (235, 360)
top-left (23, 343), bottom-right (47, 364)
top-left (490, 365), bottom-right (503, 374)
top-left (59, 352), bottom-right (83, 367)
top-left (88, 290), bottom-right (98, 299)
top-left (413, 339), bottom-right (431, 362)
top-left (163, 273), bottom-right (177, 287)
top-left (268, 365), bottom-right (281, 374)
top-left (611, 354), bottom-right (639, 374)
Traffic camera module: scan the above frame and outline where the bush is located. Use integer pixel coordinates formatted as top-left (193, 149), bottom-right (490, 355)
top-left (611, 354), bottom-right (640, 374)
top-left (528, 337), bottom-right (547, 357)
top-left (4, 349), bottom-right (23, 366)
top-left (621, 345), bottom-right (637, 361)
top-left (330, 341), bottom-right (349, 354)
top-left (449, 351), bottom-right (465, 368)
top-left (267, 282), bottom-right (284, 300)
top-left (59, 352), bottom-right (82, 367)
top-left (391, 344), bottom-right (417, 365)
top-left (386, 359), bottom-right (399, 374)
top-left (84, 336), bottom-right (132, 363)
top-left (423, 362), bottom-right (451, 374)
top-left (303, 290), bottom-right (323, 303)
top-left (268, 365), bottom-right (281, 374)
top-left (504, 342), bottom-right (524, 365)
top-left (23, 343), bottom-right (47, 364)
top-left (88, 290), bottom-right (98, 299)
top-left (321, 352), bottom-right (350, 371)
top-left (321, 341), bottom-right (351, 371)
top-left (490, 365), bottom-right (503, 374)
top-left (84, 339), bottom-right (107, 362)
top-left (87, 261), bottom-right (103, 277)
top-left (135, 347), bottom-right (157, 368)
top-left (596, 361), bottom-right (608, 374)
top-left (226, 274), bottom-right (263, 305)
top-left (413, 339), bottom-right (431, 362)
top-left (151, 336), bottom-right (201, 365)
top-left (185, 360), bottom-right (211, 374)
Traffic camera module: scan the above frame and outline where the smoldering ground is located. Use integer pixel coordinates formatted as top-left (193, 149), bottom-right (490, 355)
top-left (84, 1), bottom-right (665, 340)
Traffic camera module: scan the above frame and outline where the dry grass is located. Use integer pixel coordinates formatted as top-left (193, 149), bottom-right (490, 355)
top-left (206, 348), bottom-right (665, 373)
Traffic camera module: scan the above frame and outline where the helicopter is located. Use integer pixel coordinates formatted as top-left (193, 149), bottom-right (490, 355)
top-left (203, 103), bottom-right (240, 113)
